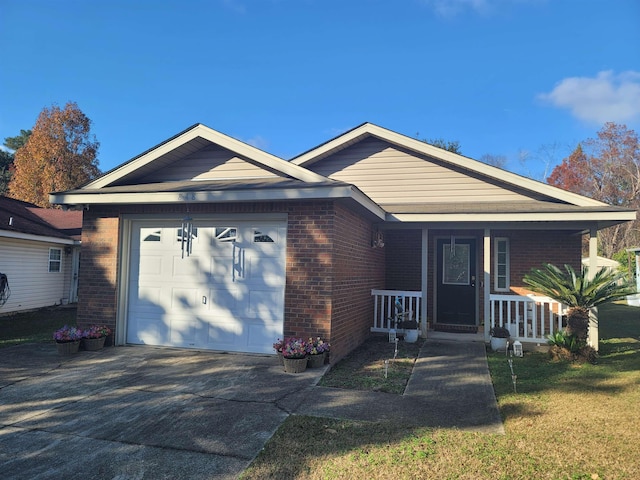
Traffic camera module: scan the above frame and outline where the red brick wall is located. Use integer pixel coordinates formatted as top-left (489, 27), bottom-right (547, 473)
top-left (76, 212), bottom-right (120, 330)
top-left (284, 201), bottom-right (334, 344)
top-left (385, 229), bottom-right (422, 290)
top-left (495, 229), bottom-right (582, 291)
top-left (331, 204), bottom-right (385, 362)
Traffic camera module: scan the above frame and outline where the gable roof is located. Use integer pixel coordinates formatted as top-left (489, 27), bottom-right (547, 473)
top-left (87, 123), bottom-right (330, 189)
top-left (0, 197), bottom-right (81, 244)
top-left (49, 122), bottom-right (636, 229)
top-left (290, 122), bottom-right (607, 208)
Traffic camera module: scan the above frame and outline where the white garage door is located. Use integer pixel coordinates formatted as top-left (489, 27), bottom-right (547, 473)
top-left (126, 219), bottom-right (286, 354)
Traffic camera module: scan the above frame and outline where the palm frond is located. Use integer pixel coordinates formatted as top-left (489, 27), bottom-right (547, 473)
top-left (523, 263), bottom-right (634, 309)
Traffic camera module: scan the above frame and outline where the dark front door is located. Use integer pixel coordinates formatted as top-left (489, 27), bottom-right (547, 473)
top-left (436, 238), bottom-right (477, 325)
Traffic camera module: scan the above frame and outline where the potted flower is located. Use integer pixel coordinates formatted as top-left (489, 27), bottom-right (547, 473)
top-left (306, 337), bottom-right (330, 368)
top-left (281, 337), bottom-right (308, 373)
top-left (273, 338), bottom-right (284, 365)
top-left (81, 325), bottom-right (112, 351)
top-left (489, 326), bottom-right (510, 352)
top-left (53, 325), bottom-right (83, 355)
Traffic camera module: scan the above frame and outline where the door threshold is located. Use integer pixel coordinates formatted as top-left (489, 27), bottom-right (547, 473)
top-left (432, 324), bottom-right (478, 334)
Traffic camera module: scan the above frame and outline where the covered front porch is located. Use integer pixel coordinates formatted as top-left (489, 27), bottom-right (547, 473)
top-left (371, 225), bottom-right (601, 348)
top-left (371, 288), bottom-right (567, 346)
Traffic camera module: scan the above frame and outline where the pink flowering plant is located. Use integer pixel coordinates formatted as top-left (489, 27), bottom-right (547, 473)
top-left (282, 337), bottom-right (308, 359)
top-left (53, 325), bottom-right (82, 343)
top-left (306, 337), bottom-right (330, 355)
top-left (272, 338), bottom-right (284, 353)
top-left (82, 325), bottom-right (112, 339)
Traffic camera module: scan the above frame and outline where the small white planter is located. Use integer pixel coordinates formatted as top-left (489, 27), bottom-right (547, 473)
top-left (404, 330), bottom-right (419, 343)
top-left (490, 337), bottom-right (508, 352)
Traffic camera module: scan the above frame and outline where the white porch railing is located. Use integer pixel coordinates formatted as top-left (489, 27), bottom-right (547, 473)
top-left (489, 294), bottom-right (566, 344)
top-left (371, 289), bottom-right (422, 333)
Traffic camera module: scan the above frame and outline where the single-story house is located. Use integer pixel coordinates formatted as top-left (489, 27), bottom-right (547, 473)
top-left (50, 123), bottom-right (636, 361)
top-left (0, 196), bottom-right (82, 314)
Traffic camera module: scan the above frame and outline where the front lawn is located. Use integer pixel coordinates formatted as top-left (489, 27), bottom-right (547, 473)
top-left (0, 306), bottom-right (77, 348)
top-left (242, 302), bottom-right (640, 479)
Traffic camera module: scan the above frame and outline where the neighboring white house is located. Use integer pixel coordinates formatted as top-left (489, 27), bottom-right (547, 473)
top-left (0, 196), bottom-right (82, 314)
top-left (581, 256), bottom-right (620, 275)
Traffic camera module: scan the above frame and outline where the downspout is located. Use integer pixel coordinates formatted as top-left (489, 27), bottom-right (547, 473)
top-left (421, 228), bottom-right (429, 338)
top-left (483, 228), bottom-right (491, 342)
top-left (588, 227), bottom-right (599, 351)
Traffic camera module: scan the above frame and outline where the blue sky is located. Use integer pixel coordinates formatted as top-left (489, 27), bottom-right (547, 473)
top-left (1, 0), bottom-right (639, 180)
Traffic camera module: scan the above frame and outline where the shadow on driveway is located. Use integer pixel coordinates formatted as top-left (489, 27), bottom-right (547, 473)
top-left (0, 344), bottom-right (324, 480)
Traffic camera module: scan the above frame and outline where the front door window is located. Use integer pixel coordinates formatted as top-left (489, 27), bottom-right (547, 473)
top-left (442, 244), bottom-right (470, 285)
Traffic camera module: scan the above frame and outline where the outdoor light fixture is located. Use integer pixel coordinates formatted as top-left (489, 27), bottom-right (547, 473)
top-left (372, 229), bottom-right (385, 248)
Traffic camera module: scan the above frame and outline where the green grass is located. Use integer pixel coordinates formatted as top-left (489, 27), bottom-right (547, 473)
top-left (242, 302), bottom-right (640, 479)
top-left (318, 336), bottom-right (423, 394)
top-left (0, 306), bottom-right (77, 348)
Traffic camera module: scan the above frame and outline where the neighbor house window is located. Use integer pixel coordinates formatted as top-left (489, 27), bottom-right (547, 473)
top-left (48, 248), bottom-right (62, 273)
top-left (494, 238), bottom-right (510, 291)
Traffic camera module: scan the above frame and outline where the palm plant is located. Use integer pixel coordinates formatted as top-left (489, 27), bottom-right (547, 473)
top-left (523, 263), bottom-right (634, 342)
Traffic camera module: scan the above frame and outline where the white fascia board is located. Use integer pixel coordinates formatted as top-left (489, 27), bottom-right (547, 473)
top-left (0, 230), bottom-right (77, 245)
top-left (293, 123), bottom-right (606, 208)
top-left (386, 210), bottom-right (638, 223)
top-left (87, 125), bottom-right (329, 189)
top-left (51, 186), bottom-right (387, 220)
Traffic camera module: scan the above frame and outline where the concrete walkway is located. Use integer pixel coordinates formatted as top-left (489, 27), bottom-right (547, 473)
top-left (298, 338), bottom-right (504, 434)
top-left (0, 336), bottom-right (502, 479)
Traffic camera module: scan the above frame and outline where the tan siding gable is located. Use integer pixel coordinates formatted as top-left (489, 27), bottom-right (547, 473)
top-left (307, 137), bottom-right (550, 204)
top-left (137, 144), bottom-right (280, 183)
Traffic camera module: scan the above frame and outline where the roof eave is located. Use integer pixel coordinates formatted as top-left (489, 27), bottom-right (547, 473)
top-left (50, 185), bottom-right (387, 221)
top-left (386, 211), bottom-right (637, 223)
top-left (0, 230), bottom-right (78, 245)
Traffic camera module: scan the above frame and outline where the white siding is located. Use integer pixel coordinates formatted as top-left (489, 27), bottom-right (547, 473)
top-left (0, 237), bottom-right (73, 314)
top-left (308, 137), bottom-right (544, 204)
top-left (137, 144), bottom-right (280, 183)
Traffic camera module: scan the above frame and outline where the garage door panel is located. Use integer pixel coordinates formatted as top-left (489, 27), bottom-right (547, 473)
top-left (129, 317), bottom-right (169, 345)
top-left (206, 287), bottom-right (239, 313)
top-left (134, 287), bottom-right (164, 312)
top-left (210, 256), bottom-right (234, 278)
top-left (127, 220), bottom-right (285, 353)
top-left (203, 319), bottom-right (243, 348)
top-left (169, 318), bottom-right (196, 346)
top-left (172, 255), bottom-right (206, 277)
top-left (246, 321), bottom-right (282, 354)
top-left (247, 289), bottom-right (283, 318)
top-left (244, 255), bottom-right (283, 286)
top-left (139, 255), bottom-right (163, 275)
top-left (171, 287), bottom-right (199, 310)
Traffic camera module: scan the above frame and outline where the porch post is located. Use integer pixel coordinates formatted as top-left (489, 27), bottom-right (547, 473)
top-left (483, 228), bottom-right (491, 342)
top-left (421, 227), bottom-right (429, 338)
top-left (588, 227), bottom-right (599, 350)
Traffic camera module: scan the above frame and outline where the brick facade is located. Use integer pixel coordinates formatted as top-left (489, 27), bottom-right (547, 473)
top-left (383, 228), bottom-right (582, 325)
top-left (77, 200), bottom-right (384, 362)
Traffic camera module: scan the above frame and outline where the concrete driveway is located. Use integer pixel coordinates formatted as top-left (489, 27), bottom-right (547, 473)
top-left (0, 344), bottom-right (326, 479)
